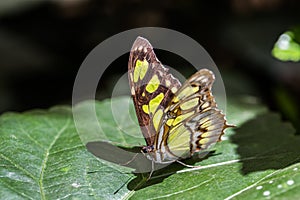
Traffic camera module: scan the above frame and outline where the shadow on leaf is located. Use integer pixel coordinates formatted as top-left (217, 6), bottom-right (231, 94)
top-left (126, 151), bottom-right (217, 191)
top-left (231, 112), bottom-right (300, 174)
top-left (86, 141), bottom-right (216, 191)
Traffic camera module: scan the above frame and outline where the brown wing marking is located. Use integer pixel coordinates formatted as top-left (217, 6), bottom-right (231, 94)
top-left (128, 36), bottom-right (181, 146)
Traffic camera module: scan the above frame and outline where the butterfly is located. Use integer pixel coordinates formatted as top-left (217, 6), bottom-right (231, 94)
top-left (128, 36), bottom-right (232, 174)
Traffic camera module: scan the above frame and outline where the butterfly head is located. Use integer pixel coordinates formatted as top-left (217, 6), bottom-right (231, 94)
top-left (142, 145), bottom-right (154, 154)
top-left (141, 145), bottom-right (159, 163)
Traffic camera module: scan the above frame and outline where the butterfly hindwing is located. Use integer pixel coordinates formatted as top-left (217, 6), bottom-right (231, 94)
top-left (128, 37), bottom-right (181, 147)
top-left (157, 69), bottom-right (229, 160)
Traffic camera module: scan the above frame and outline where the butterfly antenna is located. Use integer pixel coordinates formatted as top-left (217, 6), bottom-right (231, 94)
top-left (119, 153), bottom-right (138, 166)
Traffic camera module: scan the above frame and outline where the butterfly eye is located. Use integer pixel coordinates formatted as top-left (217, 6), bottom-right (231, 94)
top-left (142, 145), bottom-right (154, 153)
top-left (142, 147), bottom-right (148, 153)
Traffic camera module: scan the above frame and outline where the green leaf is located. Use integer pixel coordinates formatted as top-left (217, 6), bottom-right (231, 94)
top-left (271, 28), bottom-right (300, 62)
top-left (0, 106), bottom-right (135, 199)
top-left (1, 96), bottom-right (300, 199)
top-left (73, 97), bottom-right (145, 147)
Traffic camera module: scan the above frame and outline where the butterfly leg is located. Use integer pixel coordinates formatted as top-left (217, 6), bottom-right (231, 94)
top-left (176, 160), bottom-right (201, 168)
top-left (147, 160), bottom-right (155, 180)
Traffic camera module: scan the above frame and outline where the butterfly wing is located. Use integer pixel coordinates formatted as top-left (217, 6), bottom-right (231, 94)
top-left (128, 37), bottom-right (181, 147)
top-left (156, 69), bottom-right (230, 161)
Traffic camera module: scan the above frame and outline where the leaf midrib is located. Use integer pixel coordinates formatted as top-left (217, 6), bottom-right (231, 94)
top-left (38, 118), bottom-right (71, 200)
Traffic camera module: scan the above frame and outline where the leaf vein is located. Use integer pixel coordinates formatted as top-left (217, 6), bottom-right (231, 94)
top-left (49, 144), bottom-right (83, 155)
top-left (38, 118), bottom-right (70, 200)
top-left (0, 153), bottom-right (36, 181)
top-left (224, 170), bottom-right (278, 200)
top-left (148, 178), bottom-right (213, 200)
top-left (0, 179), bottom-right (35, 200)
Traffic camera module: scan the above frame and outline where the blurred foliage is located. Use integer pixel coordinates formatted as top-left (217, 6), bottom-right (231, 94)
top-left (0, 1), bottom-right (299, 128)
top-left (273, 86), bottom-right (299, 130)
top-left (270, 26), bottom-right (300, 132)
top-left (272, 27), bottom-right (300, 62)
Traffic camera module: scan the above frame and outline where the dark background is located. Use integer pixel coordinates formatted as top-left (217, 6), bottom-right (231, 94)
top-left (0, 0), bottom-right (299, 130)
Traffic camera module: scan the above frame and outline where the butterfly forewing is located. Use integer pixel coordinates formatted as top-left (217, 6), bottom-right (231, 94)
top-left (128, 37), bottom-right (181, 147)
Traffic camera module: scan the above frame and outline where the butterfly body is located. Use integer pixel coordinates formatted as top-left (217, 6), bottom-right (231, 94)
top-left (128, 37), bottom-right (231, 165)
